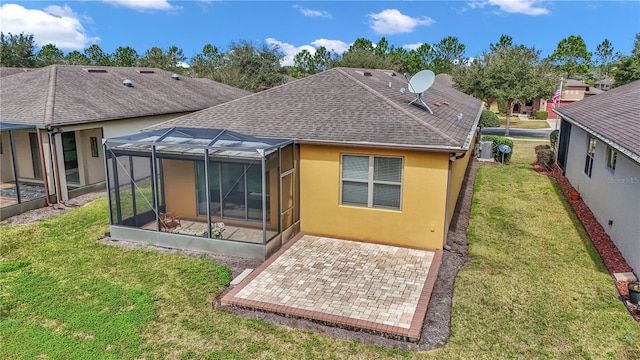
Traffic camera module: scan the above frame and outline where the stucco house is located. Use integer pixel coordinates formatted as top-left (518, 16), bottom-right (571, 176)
top-left (0, 65), bottom-right (249, 220)
top-left (554, 80), bottom-right (640, 275)
top-left (545, 79), bottom-right (604, 118)
top-left (104, 68), bottom-right (484, 259)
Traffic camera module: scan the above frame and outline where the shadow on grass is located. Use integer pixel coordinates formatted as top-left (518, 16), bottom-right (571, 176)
top-left (546, 175), bottom-right (609, 275)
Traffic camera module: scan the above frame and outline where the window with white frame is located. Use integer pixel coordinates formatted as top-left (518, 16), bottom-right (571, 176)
top-left (341, 155), bottom-right (402, 210)
top-left (584, 136), bottom-right (596, 177)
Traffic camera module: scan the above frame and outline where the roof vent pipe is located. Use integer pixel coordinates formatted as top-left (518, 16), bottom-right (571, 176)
top-left (171, 73), bottom-right (180, 80)
top-left (123, 79), bottom-right (133, 87)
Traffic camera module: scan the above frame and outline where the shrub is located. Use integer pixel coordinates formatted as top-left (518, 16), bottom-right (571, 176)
top-left (550, 129), bottom-right (559, 150)
top-left (535, 110), bottom-right (549, 120)
top-left (479, 109), bottom-right (500, 128)
top-left (535, 144), bottom-right (555, 170)
top-left (481, 135), bottom-right (514, 164)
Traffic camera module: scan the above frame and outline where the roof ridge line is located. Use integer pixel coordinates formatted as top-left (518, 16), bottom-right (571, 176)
top-left (43, 65), bottom-right (58, 125)
top-left (336, 68), bottom-right (460, 146)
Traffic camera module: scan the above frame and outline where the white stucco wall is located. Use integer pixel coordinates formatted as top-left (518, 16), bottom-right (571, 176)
top-left (564, 125), bottom-right (640, 275)
top-left (56, 112), bottom-right (188, 189)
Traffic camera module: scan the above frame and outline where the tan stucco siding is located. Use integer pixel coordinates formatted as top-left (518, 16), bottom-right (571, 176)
top-left (162, 158), bottom-right (279, 231)
top-left (1, 131), bottom-right (15, 182)
top-left (162, 159), bottom-right (198, 219)
top-left (299, 144), bottom-right (450, 250)
top-left (446, 136), bottom-right (475, 227)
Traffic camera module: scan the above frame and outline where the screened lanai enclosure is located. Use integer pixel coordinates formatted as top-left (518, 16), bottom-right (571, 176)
top-left (104, 127), bottom-right (299, 259)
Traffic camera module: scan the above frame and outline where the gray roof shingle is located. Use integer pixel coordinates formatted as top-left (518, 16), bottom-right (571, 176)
top-left (148, 68), bottom-right (484, 151)
top-left (0, 65), bottom-right (250, 126)
top-left (555, 79), bottom-right (640, 163)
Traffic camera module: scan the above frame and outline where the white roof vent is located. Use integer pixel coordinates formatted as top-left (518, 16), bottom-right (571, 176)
top-left (123, 79), bottom-right (133, 87)
top-left (171, 73), bottom-right (180, 80)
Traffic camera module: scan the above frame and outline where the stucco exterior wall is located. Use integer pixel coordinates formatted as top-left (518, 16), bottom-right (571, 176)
top-left (299, 144), bottom-right (450, 250)
top-left (161, 158), bottom-right (280, 231)
top-left (1, 131), bottom-right (15, 182)
top-left (447, 145), bottom-right (473, 227)
top-left (564, 125), bottom-right (640, 275)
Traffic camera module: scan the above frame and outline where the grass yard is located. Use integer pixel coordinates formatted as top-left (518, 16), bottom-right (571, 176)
top-left (1, 140), bottom-right (639, 359)
top-left (499, 117), bottom-right (551, 129)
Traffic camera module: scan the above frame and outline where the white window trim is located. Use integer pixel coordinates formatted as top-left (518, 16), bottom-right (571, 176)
top-left (584, 136), bottom-right (596, 178)
top-left (340, 154), bottom-right (403, 210)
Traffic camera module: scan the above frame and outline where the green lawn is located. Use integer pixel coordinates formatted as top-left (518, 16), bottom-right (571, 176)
top-left (499, 117), bottom-right (551, 129)
top-left (1, 140), bottom-right (638, 359)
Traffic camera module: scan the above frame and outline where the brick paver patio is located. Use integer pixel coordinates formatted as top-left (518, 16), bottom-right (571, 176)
top-left (221, 234), bottom-right (442, 340)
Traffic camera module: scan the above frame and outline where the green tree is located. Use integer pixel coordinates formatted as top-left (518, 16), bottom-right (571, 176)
top-left (595, 39), bottom-right (614, 80)
top-left (611, 33), bottom-right (640, 87)
top-left (549, 35), bottom-right (592, 77)
top-left (0, 32), bottom-right (36, 67)
top-left (333, 37), bottom-right (400, 71)
top-left (64, 50), bottom-right (90, 65)
top-left (455, 38), bottom-right (557, 136)
top-left (291, 46), bottom-right (332, 78)
top-left (407, 43), bottom-right (434, 74)
top-left (84, 44), bottom-right (112, 66)
top-left (489, 34), bottom-right (513, 52)
top-left (112, 46), bottom-right (140, 67)
top-left (478, 109), bottom-right (500, 127)
top-left (140, 46), bottom-right (186, 72)
top-left (189, 44), bottom-right (223, 78)
top-left (35, 43), bottom-right (64, 67)
top-left (213, 40), bottom-right (288, 92)
top-left (431, 36), bottom-right (466, 74)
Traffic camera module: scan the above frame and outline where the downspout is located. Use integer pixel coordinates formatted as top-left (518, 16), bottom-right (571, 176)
top-left (48, 127), bottom-right (64, 204)
top-left (44, 66), bottom-right (64, 204)
top-left (442, 155), bottom-right (454, 251)
top-left (37, 128), bottom-right (53, 206)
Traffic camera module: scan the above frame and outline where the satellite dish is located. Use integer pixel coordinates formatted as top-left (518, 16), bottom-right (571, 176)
top-left (498, 144), bottom-right (512, 164)
top-left (408, 70), bottom-right (435, 94)
top-left (406, 69), bottom-right (436, 114)
top-left (498, 144), bottom-right (512, 154)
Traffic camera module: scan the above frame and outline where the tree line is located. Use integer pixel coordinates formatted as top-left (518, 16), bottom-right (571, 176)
top-left (1, 31), bottom-right (639, 115)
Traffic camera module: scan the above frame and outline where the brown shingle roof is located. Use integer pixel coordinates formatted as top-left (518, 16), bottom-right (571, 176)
top-left (0, 67), bottom-right (38, 77)
top-left (0, 65), bottom-right (250, 126)
top-left (148, 68), bottom-right (483, 151)
top-left (554, 80), bottom-right (640, 163)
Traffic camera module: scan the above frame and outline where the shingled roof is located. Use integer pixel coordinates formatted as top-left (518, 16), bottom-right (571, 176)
top-left (554, 80), bottom-right (640, 163)
top-left (148, 68), bottom-right (483, 151)
top-left (0, 65), bottom-right (250, 126)
top-left (0, 67), bottom-right (36, 77)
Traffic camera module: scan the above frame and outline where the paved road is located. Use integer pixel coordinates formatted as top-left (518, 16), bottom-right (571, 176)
top-left (481, 127), bottom-right (553, 138)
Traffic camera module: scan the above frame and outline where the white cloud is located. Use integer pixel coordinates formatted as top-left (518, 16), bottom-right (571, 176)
top-left (368, 9), bottom-right (434, 35)
top-left (266, 38), bottom-right (349, 66)
top-left (471, 0), bottom-right (550, 15)
top-left (266, 38), bottom-right (315, 66)
top-left (402, 43), bottom-right (423, 51)
top-left (310, 39), bottom-right (349, 54)
top-left (293, 4), bottom-right (331, 18)
top-left (102, 0), bottom-right (175, 11)
top-left (0, 4), bottom-right (99, 50)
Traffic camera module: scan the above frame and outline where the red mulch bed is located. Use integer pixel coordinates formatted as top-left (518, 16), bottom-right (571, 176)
top-left (533, 162), bottom-right (640, 322)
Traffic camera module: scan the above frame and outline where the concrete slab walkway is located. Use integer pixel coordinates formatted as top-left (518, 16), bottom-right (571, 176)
top-left (222, 234), bottom-right (442, 340)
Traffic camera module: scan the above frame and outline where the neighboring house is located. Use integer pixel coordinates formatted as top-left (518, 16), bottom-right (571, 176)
top-left (554, 80), bottom-right (640, 276)
top-left (594, 78), bottom-right (613, 91)
top-left (0, 65), bottom-right (250, 220)
top-left (104, 68), bottom-right (484, 259)
top-left (545, 79), bottom-right (603, 118)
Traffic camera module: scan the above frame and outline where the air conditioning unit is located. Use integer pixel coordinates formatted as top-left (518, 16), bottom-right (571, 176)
top-left (479, 141), bottom-right (493, 160)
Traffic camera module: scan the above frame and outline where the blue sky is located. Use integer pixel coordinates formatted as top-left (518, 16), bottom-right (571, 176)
top-left (1, 1), bottom-right (639, 66)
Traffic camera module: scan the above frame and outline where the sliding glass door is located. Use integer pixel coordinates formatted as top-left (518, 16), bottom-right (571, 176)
top-left (196, 160), bottom-right (269, 222)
